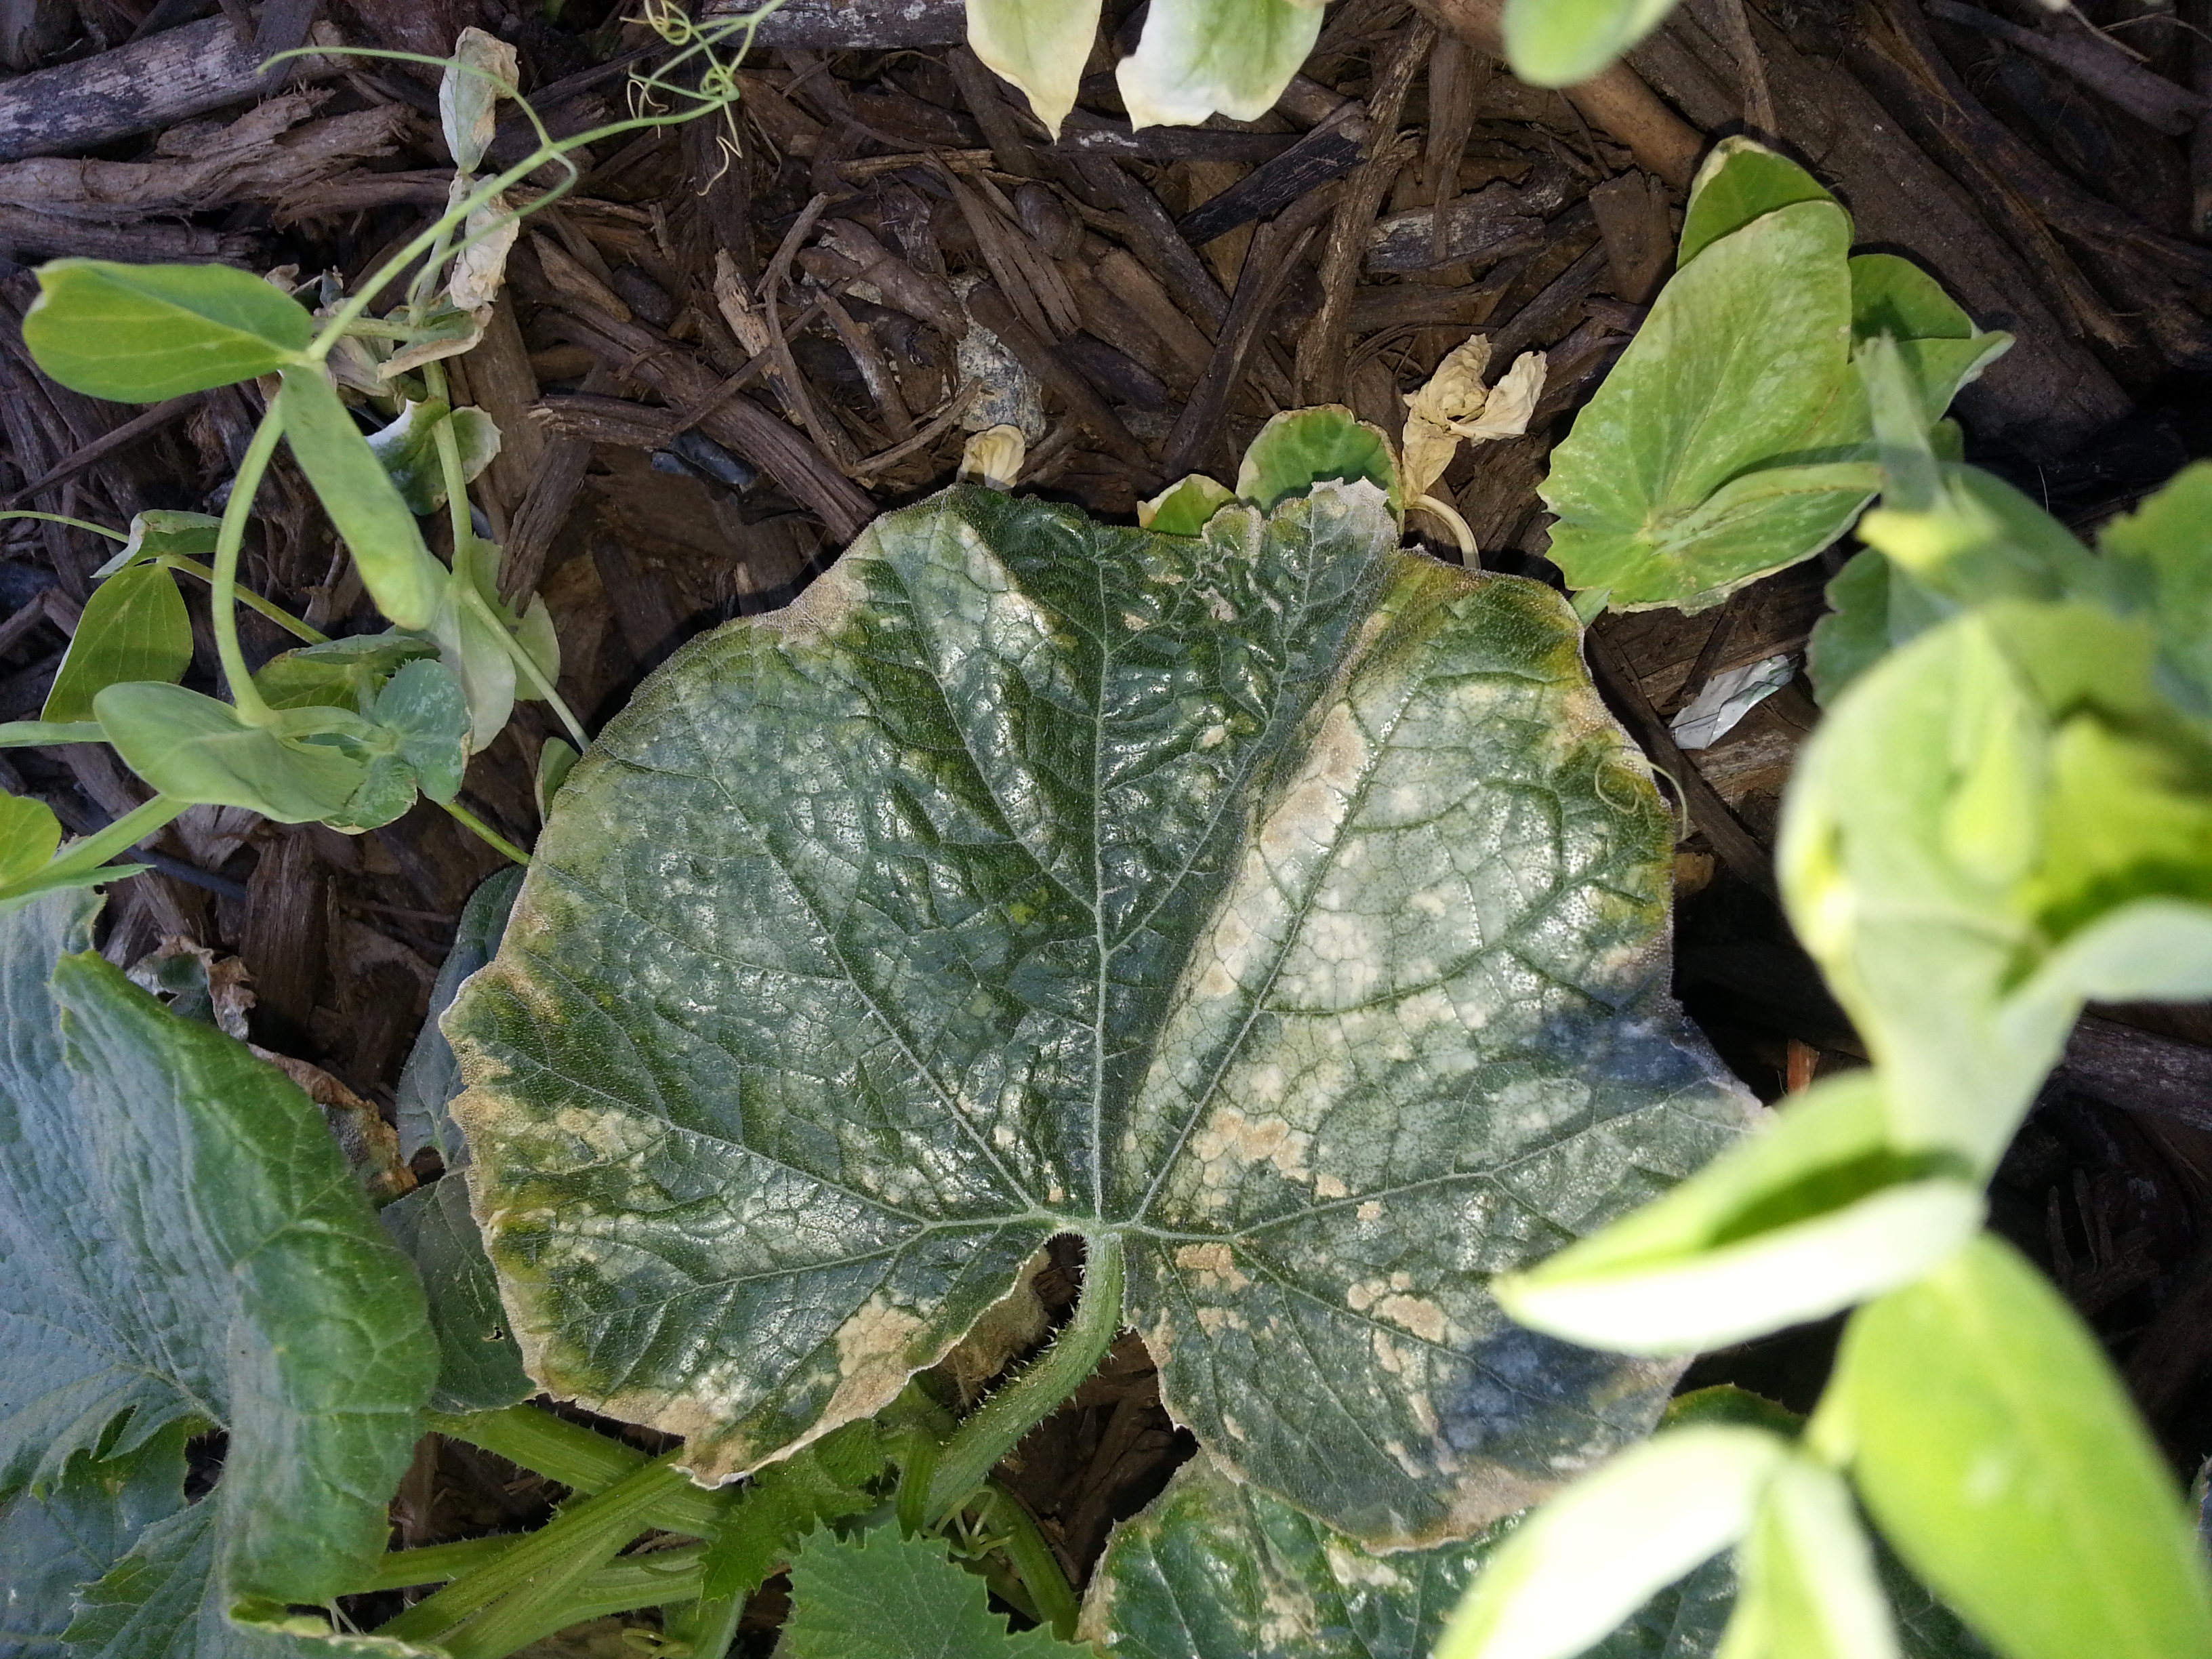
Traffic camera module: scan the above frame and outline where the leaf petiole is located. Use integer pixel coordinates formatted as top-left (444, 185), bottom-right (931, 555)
top-left (440, 798), bottom-right (531, 866)
top-left (8, 792), bottom-right (186, 895)
top-left (209, 411), bottom-right (286, 726)
top-left (0, 508), bottom-right (127, 541)
top-left (925, 1231), bottom-right (1126, 1526)
top-left (158, 557), bottom-right (327, 643)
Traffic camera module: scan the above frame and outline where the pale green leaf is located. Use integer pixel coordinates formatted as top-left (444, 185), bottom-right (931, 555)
top-left (94, 510), bottom-right (222, 579)
top-left (0, 891), bottom-right (435, 1603)
top-left (277, 365), bottom-right (449, 632)
top-left (0, 1420), bottom-right (190, 1652)
top-left (41, 562), bottom-right (192, 724)
top-left (967, 0), bottom-right (1102, 138)
top-left (2095, 461), bottom-right (2212, 725)
top-left (380, 1172), bottom-right (532, 1414)
top-left (1138, 473), bottom-right (1237, 537)
top-left (447, 480), bottom-right (1756, 1549)
top-left (1823, 1234), bottom-right (2212, 1659)
top-left (23, 260), bottom-right (310, 402)
top-left (1678, 138), bottom-right (1839, 270)
top-left (1720, 1459), bottom-right (1900, 1659)
top-left (1778, 602), bottom-right (2212, 1166)
top-left (1116, 0), bottom-right (1328, 127)
top-left (429, 579), bottom-right (515, 753)
top-left (781, 1525), bottom-right (1076, 1659)
top-left (0, 792), bottom-right (61, 888)
top-left (94, 682), bottom-right (367, 822)
top-left (1236, 404), bottom-right (1401, 516)
top-left (1498, 1071), bottom-right (1982, 1356)
top-left (1435, 1427), bottom-right (1790, 1659)
top-left (367, 401), bottom-right (502, 517)
top-left (1504, 0), bottom-right (1681, 89)
top-left (535, 736), bottom-right (579, 820)
top-left (1542, 201), bottom-right (1866, 611)
top-left (255, 632), bottom-right (440, 714)
top-left (513, 592), bottom-right (559, 702)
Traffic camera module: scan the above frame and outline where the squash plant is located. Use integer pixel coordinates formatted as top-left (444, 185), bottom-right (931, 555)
top-left (1, 16), bottom-right (2205, 1659)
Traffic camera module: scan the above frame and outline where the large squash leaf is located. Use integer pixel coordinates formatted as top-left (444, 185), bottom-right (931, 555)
top-left (0, 890), bottom-right (435, 1611)
top-left (448, 480), bottom-right (1757, 1549)
top-left (0, 1421), bottom-right (190, 1654)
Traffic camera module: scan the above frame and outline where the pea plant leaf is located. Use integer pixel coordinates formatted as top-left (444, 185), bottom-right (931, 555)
top-left (1116, 0), bottom-right (1330, 128)
top-left (1542, 190), bottom-right (1871, 613)
top-left (23, 259), bottom-right (312, 402)
top-left (93, 682), bottom-right (368, 822)
top-left (0, 890), bottom-right (435, 1610)
top-left (276, 364), bottom-right (449, 632)
top-left (0, 1420), bottom-right (190, 1651)
top-left (781, 1526), bottom-right (1076, 1659)
top-left (1824, 1235), bottom-right (2212, 1659)
top-left (966, 0), bottom-right (1103, 138)
top-left (448, 478), bottom-right (1757, 1551)
top-left (0, 790), bottom-right (62, 886)
top-left (1502, 0), bottom-right (1681, 89)
top-left (94, 509), bottom-right (223, 579)
top-left (40, 560), bottom-right (193, 724)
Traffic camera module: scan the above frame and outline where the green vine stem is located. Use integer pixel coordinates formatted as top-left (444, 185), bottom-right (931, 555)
top-left (37, 794), bottom-right (187, 886)
top-left (439, 799), bottom-right (530, 865)
top-left (924, 1231), bottom-right (1127, 1525)
top-left (975, 1481), bottom-right (1082, 1639)
top-left (426, 1404), bottom-right (728, 1534)
top-left (375, 1453), bottom-right (702, 1647)
top-left (209, 413), bottom-right (287, 726)
top-left (161, 558), bottom-right (327, 643)
top-left (0, 510), bottom-right (125, 541)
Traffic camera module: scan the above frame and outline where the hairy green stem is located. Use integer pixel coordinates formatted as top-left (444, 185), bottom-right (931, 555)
top-left (926, 1231), bottom-right (1126, 1525)
top-left (478, 1544), bottom-right (710, 1656)
top-left (440, 799), bottom-right (531, 865)
top-left (211, 413), bottom-right (286, 725)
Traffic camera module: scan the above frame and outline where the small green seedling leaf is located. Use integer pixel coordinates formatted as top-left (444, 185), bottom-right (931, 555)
top-left (1116, 0), bottom-right (1330, 127)
top-left (380, 1172), bottom-right (533, 1414)
top-left (967, 0), bottom-right (1101, 137)
top-left (782, 1525), bottom-right (1078, 1658)
top-left (366, 400), bottom-right (502, 516)
top-left (1543, 197), bottom-right (1868, 611)
top-left (1849, 257), bottom-right (2009, 420)
top-left (95, 681), bottom-right (367, 821)
top-left (1679, 138), bottom-right (1839, 269)
top-left (255, 632), bottom-right (440, 713)
top-left (41, 561), bottom-right (193, 723)
top-left (1721, 1458), bottom-right (1902, 1659)
top-left (1823, 1233), bottom-right (2212, 1659)
top-left (512, 592), bottom-right (558, 701)
top-left (1236, 404), bottom-right (1401, 515)
top-left (1435, 1427), bottom-right (1790, 1659)
top-left (276, 365), bottom-right (449, 632)
top-left (1504, 0), bottom-right (1680, 88)
top-left (0, 1420), bottom-right (191, 1650)
top-left (24, 259), bottom-right (312, 401)
top-left (0, 790), bottom-right (62, 886)
top-left (2096, 461), bottom-right (2212, 726)
top-left (1498, 1071), bottom-right (1984, 1355)
top-left (1139, 473), bottom-right (1237, 536)
top-left (371, 656), bottom-right (469, 804)
top-left (0, 890), bottom-right (435, 1603)
top-left (94, 509), bottom-right (224, 579)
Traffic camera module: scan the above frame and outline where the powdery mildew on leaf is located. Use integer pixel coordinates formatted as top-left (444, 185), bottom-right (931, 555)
top-left (449, 480), bottom-right (1757, 1545)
